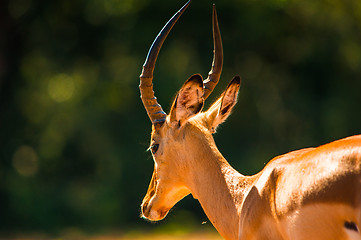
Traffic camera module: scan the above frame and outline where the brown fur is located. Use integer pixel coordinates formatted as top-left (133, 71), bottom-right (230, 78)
top-left (141, 84), bottom-right (361, 239)
top-left (139, 3), bottom-right (361, 239)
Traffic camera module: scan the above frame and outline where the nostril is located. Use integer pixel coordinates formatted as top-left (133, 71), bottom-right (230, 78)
top-left (141, 202), bottom-right (150, 216)
top-left (149, 189), bottom-right (155, 196)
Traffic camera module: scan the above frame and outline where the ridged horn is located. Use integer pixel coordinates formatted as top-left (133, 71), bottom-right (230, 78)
top-left (203, 4), bottom-right (223, 100)
top-left (139, 0), bottom-right (191, 125)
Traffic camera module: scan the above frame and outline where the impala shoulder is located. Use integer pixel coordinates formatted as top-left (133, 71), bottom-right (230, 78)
top-left (239, 167), bottom-right (286, 238)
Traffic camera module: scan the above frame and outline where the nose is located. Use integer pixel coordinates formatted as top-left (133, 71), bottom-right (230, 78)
top-left (141, 201), bottom-right (169, 221)
top-left (141, 201), bottom-right (151, 218)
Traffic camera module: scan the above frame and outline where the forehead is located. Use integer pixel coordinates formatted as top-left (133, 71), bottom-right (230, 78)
top-left (150, 114), bottom-right (208, 140)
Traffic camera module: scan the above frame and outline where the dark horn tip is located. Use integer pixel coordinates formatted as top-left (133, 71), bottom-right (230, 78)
top-left (231, 75), bottom-right (242, 86)
top-left (183, 0), bottom-right (192, 10)
top-left (212, 4), bottom-right (219, 24)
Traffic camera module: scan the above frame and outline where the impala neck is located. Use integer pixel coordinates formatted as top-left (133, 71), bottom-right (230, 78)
top-left (184, 131), bottom-right (254, 240)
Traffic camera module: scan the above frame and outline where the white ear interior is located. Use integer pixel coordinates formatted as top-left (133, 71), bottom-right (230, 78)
top-left (170, 74), bottom-right (204, 124)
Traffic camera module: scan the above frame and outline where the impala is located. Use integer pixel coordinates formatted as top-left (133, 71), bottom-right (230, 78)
top-left (139, 1), bottom-right (361, 239)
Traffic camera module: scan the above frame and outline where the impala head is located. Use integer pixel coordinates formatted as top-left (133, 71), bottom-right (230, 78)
top-left (139, 1), bottom-right (241, 221)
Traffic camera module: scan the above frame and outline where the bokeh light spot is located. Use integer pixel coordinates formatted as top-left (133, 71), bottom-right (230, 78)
top-left (48, 73), bottom-right (75, 102)
top-left (12, 145), bottom-right (39, 177)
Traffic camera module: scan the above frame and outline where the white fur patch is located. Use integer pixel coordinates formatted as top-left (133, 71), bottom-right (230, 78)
top-left (345, 228), bottom-right (361, 240)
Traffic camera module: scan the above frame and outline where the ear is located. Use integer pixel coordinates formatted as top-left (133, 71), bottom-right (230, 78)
top-left (206, 76), bottom-right (241, 133)
top-left (169, 74), bottom-right (204, 125)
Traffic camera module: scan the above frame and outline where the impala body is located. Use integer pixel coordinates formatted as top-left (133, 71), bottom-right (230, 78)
top-left (139, 1), bottom-right (361, 239)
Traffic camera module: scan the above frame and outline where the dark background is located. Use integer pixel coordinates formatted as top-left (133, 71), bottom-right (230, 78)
top-left (1, 0), bottom-right (360, 236)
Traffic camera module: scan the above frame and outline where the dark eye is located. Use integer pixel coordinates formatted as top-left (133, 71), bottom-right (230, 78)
top-left (151, 144), bottom-right (159, 154)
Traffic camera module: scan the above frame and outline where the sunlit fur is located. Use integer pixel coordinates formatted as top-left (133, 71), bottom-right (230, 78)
top-left (139, 3), bottom-right (361, 239)
top-left (141, 80), bottom-right (361, 239)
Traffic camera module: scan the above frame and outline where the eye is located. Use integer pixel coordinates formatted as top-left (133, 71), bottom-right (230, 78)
top-left (150, 144), bottom-right (159, 154)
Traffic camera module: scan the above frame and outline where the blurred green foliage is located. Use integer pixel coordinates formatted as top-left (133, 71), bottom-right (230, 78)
top-left (0, 0), bottom-right (361, 235)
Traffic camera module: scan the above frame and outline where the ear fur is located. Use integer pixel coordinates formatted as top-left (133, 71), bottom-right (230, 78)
top-left (207, 76), bottom-right (241, 133)
top-left (169, 74), bottom-right (204, 125)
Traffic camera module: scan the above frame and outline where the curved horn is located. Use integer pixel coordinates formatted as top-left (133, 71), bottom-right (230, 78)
top-left (203, 4), bottom-right (223, 100)
top-left (139, 0), bottom-right (191, 125)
